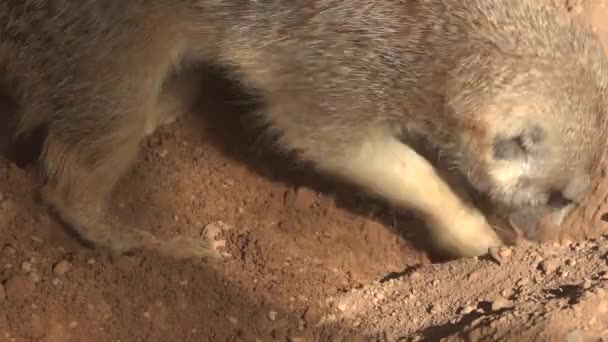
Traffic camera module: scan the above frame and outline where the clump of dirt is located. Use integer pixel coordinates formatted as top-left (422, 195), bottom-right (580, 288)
top-left (2, 1), bottom-right (608, 341)
top-left (331, 239), bottom-right (608, 341)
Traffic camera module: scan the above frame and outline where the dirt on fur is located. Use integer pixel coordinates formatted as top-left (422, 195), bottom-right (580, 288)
top-left (3, 1), bottom-right (608, 341)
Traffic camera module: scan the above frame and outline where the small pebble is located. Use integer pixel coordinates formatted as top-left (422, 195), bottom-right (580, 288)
top-left (2, 245), bottom-right (16, 255)
top-left (68, 321), bottom-right (78, 328)
top-left (21, 261), bottom-right (32, 272)
top-left (498, 247), bottom-right (512, 259)
top-left (539, 258), bottom-right (560, 274)
top-left (566, 329), bottom-right (584, 342)
top-left (1, 199), bottom-right (14, 210)
top-left (30, 236), bottom-right (43, 244)
top-left (583, 279), bottom-right (593, 289)
top-left (461, 305), bottom-right (476, 315)
top-left (0, 284), bottom-right (5, 302)
top-left (267, 310), bottom-right (277, 321)
top-left (531, 254), bottom-right (544, 268)
top-left (4, 275), bottom-right (36, 301)
top-left (28, 272), bottom-right (41, 284)
top-left (598, 300), bottom-right (608, 314)
top-left (53, 260), bottom-right (71, 275)
top-left (429, 304), bottom-right (441, 314)
top-left (228, 316), bottom-right (238, 325)
top-left (491, 298), bottom-right (512, 311)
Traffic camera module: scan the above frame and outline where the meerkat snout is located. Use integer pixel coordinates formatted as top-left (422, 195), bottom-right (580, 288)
top-left (453, 82), bottom-right (606, 213)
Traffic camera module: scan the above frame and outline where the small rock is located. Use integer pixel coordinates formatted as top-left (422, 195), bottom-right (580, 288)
top-left (561, 239), bottom-right (573, 247)
top-left (201, 221), bottom-right (232, 241)
top-left (467, 270), bottom-right (482, 281)
top-left (0, 284), bottom-right (5, 302)
top-left (285, 187), bottom-right (317, 210)
top-left (2, 245), bottom-right (16, 255)
top-left (429, 304), bottom-right (441, 314)
top-left (30, 236), bottom-right (43, 244)
top-left (21, 261), bottom-right (33, 272)
top-left (491, 298), bottom-right (512, 311)
top-left (28, 272), bottom-right (41, 284)
top-left (267, 310), bottom-right (277, 321)
top-left (4, 275), bottom-right (36, 301)
top-left (531, 254), bottom-right (544, 268)
top-left (1, 199), bottom-right (14, 211)
top-left (598, 300), bottom-right (608, 314)
top-left (53, 260), bottom-right (71, 275)
top-left (68, 321), bottom-right (78, 328)
top-left (142, 311), bottom-right (151, 319)
top-left (291, 338), bottom-right (307, 342)
top-left (228, 316), bottom-right (238, 325)
top-left (566, 259), bottom-right (577, 267)
top-left (583, 279), bottom-right (593, 289)
top-left (461, 305), bottom-right (476, 315)
top-left (566, 329), bottom-right (584, 342)
top-left (498, 247), bottom-right (512, 259)
top-left (539, 258), bottom-right (560, 274)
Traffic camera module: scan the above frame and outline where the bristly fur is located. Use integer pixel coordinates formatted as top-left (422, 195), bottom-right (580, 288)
top-left (0, 0), bottom-right (607, 259)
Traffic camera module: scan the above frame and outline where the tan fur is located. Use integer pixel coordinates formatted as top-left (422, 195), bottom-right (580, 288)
top-left (1, 0), bottom-right (607, 259)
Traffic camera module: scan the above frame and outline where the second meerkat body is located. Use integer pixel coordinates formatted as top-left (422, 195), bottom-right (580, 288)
top-left (1, 0), bottom-right (607, 258)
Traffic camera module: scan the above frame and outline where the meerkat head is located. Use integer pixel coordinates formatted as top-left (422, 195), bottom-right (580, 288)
top-left (442, 56), bottom-right (608, 213)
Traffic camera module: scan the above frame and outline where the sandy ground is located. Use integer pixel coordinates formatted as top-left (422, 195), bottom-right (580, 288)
top-left (2, 1), bottom-right (608, 341)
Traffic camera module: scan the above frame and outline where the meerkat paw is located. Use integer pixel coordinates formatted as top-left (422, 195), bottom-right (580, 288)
top-left (431, 211), bottom-right (503, 258)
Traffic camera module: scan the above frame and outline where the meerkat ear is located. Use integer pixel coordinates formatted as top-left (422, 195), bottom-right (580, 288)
top-left (493, 125), bottom-right (545, 160)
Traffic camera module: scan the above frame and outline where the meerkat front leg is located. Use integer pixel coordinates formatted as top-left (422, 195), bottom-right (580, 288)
top-left (318, 134), bottom-right (503, 258)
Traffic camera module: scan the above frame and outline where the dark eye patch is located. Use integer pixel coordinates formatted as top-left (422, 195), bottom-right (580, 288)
top-left (493, 136), bottom-right (526, 160)
top-left (493, 125), bottom-right (545, 160)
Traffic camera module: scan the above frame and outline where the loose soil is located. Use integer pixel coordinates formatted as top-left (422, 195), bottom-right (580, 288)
top-left (2, 1), bottom-right (608, 341)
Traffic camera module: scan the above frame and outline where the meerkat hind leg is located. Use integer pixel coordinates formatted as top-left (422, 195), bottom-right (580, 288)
top-left (40, 119), bottom-right (218, 260)
top-left (321, 135), bottom-right (503, 257)
top-left (144, 66), bottom-right (204, 137)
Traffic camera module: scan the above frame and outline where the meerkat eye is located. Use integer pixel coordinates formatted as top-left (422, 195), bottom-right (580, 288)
top-left (493, 136), bottom-right (527, 160)
top-left (493, 126), bottom-right (545, 160)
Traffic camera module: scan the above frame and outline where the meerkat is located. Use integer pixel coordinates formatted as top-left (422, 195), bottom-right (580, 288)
top-left (1, 0), bottom-right (607, 260)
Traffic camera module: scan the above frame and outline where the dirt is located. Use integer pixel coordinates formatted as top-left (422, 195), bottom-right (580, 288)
top-left (2, 1), bottom-right (608, 341)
